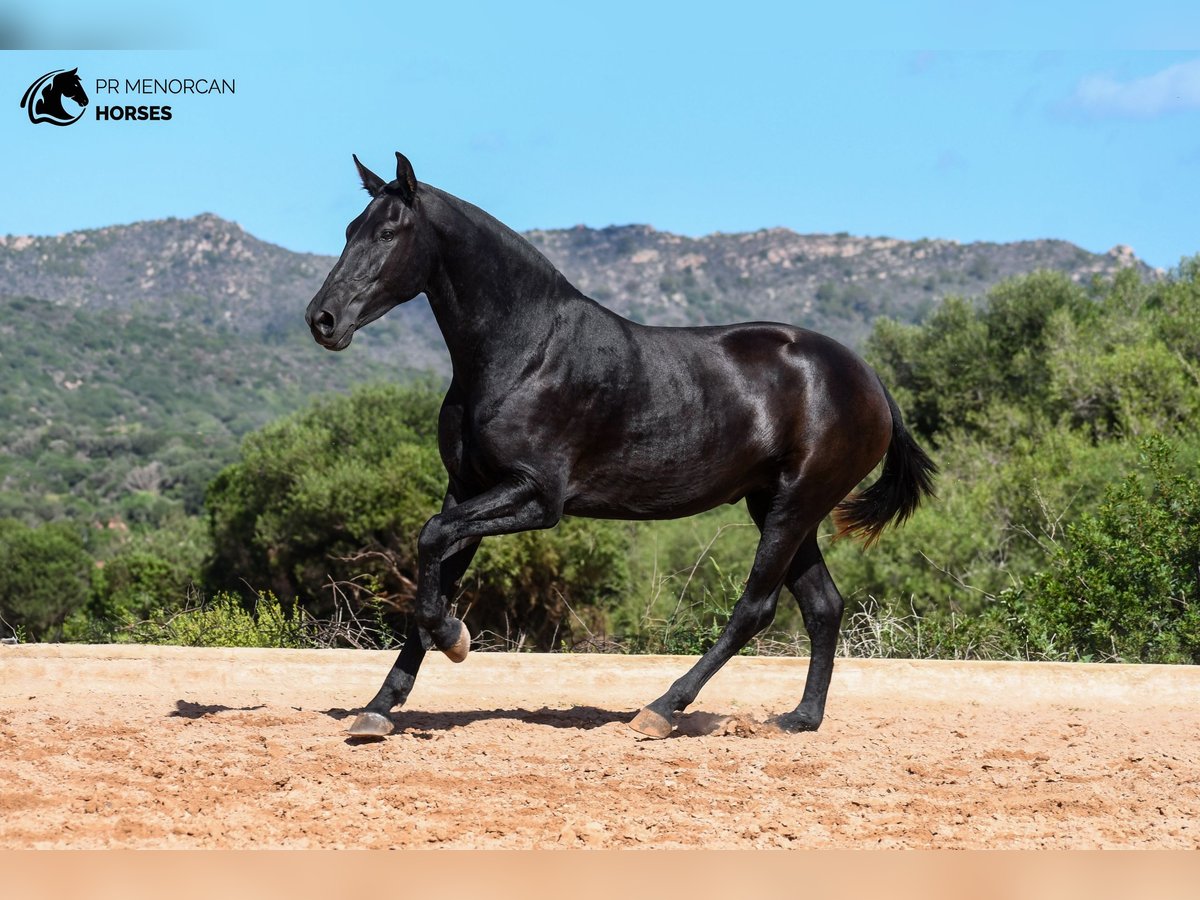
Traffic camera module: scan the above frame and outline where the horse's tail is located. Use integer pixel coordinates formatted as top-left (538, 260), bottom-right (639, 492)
top-left (832, 383), bottom-right (936, 547)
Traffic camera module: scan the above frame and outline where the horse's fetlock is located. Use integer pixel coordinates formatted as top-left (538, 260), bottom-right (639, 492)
top-left (429, 616), bottom-right (463, 650)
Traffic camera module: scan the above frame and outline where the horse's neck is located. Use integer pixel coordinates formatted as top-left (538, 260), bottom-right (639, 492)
top-left (422, 188), bottom-right (590, 375)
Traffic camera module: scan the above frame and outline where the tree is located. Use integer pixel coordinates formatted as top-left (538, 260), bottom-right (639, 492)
top-left (1007, 437), bottom-right (1200, 664)
top-left (867, 271), bottom-right (1093, 445)
top-left (81, 515), bottom-right (209, 633)
top-left (0, 519), bottom-right (93, 641)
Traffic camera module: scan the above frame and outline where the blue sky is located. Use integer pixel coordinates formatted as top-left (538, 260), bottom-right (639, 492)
top-left (2, 2), bottom-right (1199, 270)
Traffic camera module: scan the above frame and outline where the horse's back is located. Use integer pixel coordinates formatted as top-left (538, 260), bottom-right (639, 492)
top-left (554, 316), bottom-right (890, 518)
top-left (636, 319), bottom-right (884, 416)
top-left (640, 318), bottom-right (867, 368)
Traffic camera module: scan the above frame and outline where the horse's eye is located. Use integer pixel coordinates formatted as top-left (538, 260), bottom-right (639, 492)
top-left (379, 230), bottom-right (395, 242)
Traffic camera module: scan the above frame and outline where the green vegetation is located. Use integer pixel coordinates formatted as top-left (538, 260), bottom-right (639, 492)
top-left (819, 262), bottom-right (1200, 662)
top-left (0, 519), bottom-right (92, 640)
top-left (121, 591), bottom-right (317, 649)
top-left (1004, 437), bottom-right (1200, 663)
top-left (0, 295), bottom-right (409, 527)
top-left (3, 259), bottom-right (1200, 663)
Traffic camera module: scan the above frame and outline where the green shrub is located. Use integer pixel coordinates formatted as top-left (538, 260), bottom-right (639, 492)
top-left (73, 516), bottom-right (210, 639)
top-left (127, 591), bottom-right (314, 648)
top-left (468, 518), bottom-right (632, 649)
top-left (867, 272), bottom-right (1091, 444)
top-left (0, 519), bottom-right (93, 641)
top-left (205, 382), bottom-right (447, 609)
top-left (1005, 437), bottom-right (1200, 663)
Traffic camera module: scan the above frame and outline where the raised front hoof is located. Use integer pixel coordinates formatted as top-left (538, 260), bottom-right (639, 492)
top-left (347, 711), bottom-right (394, 737)
top-left (629, 706), bottom-right (674, 739)
top-left (772, 711), bottom-right (823, 734)
top-left (442, 617), bottom-right (471, 663)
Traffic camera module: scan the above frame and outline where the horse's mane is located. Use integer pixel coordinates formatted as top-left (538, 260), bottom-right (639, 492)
top-left (19, 70), bottom-right (57, 111)
top-left (423, 186), bottom-right (571, 288)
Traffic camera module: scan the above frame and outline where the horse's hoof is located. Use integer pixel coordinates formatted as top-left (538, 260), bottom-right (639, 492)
top-left (629, 706), bottom-right (674, 739)
top-left (773, 711), bottom-right (822, 733)
top-left (347, 711), bottom-right (393, 737)
top-left (442, 618), bottom-right (470, 663)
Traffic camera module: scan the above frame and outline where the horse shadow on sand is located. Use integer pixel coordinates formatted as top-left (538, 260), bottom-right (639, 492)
top-left (169, 700), bottom-right (268, 719)
top-left (319, 706), bottom-right (762, 743)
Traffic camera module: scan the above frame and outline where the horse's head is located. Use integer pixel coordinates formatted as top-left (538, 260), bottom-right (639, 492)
top-left (306, 152), bottom-right (437, 351)
top-left (53, 68), bottom-right (88, 109)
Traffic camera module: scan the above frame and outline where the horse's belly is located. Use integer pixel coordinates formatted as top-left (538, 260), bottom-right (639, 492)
top-left (563, 461), bottom-right (765, 520)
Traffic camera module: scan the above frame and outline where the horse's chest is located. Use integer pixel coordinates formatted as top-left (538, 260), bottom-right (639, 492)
top-left (440, 391), bottom-right (526, 483)
top-left (448, 412), bottom-right (540, 486)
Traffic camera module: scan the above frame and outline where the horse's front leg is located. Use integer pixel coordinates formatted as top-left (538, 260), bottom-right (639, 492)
top-left (347, 488), bottom-right (476, 736)
top-left (347, 477), bottom-right (561, 736)
top-left (416, 476), bottom-right (563, 649)
top-left (346, 539), bottom-right (478, 736)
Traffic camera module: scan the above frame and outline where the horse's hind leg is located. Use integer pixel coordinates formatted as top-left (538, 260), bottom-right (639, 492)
top-left (745, 499), bottom-right (844, 731)
top-left (629, 495), bottom-right (802, 739)
top-left (347, 538), bottom-right (479, 736)
top-left (774, 535), bottom-right (844, 733)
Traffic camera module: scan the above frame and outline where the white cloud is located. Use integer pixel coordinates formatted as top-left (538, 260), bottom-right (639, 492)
top-left (1072, 57), bottom-right (1200, 118)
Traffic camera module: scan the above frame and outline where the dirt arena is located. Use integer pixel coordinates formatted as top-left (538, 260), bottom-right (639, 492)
top-left (1, 644), bottom-right (1197, 848)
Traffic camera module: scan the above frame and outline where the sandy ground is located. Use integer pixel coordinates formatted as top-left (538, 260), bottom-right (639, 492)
top-left (1, 643), bottom-right (1198, 849)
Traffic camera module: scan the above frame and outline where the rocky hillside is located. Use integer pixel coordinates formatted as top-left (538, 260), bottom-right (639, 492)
top-left (527, 225), bottom-right (1153, 345)
top-left (0, 213), bottom-right (448, 371)
top-left (0, 213), bottom-right (1156, 363)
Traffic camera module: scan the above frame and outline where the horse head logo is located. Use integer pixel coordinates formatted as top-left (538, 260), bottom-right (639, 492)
top-left (20, 68), bottom-right (89, 126)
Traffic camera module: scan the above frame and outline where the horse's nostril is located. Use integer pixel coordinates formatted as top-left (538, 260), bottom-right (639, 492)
top-left (314, 310), bottom-right (337, 337)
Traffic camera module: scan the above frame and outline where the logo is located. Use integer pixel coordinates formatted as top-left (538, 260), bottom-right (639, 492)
top-left (20, 67), bottom-right (89, 126)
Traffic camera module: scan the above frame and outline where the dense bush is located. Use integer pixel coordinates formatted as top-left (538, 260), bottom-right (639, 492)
top-left (866, 271), bottom-right (1093, 443)
top-left (65, 515), bottom-right (210, 641)
top-left (95, 590), bottom-right (317, 648)
top-left (826, 262), bottom-right (1200, 629)
top-left (0, 519), bottom-right (93, 640)
top-left (1004, 438), bottom-right (1200, 663)
top-left (206, 382), bottom-right (446, 607)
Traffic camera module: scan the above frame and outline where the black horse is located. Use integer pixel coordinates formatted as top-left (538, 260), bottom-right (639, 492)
top-left (306, 153), bottom-right (936, 739)
top-left (20, 68), bottom-right (89, 126)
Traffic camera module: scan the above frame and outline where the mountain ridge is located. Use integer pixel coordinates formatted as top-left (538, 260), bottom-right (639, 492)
top-left (1, 212), bottom-right (1156, 360)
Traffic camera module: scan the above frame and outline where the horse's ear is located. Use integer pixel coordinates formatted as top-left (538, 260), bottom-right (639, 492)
top-left (389, 152), bottom-right (417, 204)
top-left (353, 154), bottom-right (386, 197)
top-left (66, 67), bottom-right (78, 76)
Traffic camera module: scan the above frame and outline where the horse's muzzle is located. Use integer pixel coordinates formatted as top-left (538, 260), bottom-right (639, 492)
top-left (307, 308), bottom-right (354, 350)
top-left (312, 309), bottom-right (337, 338)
